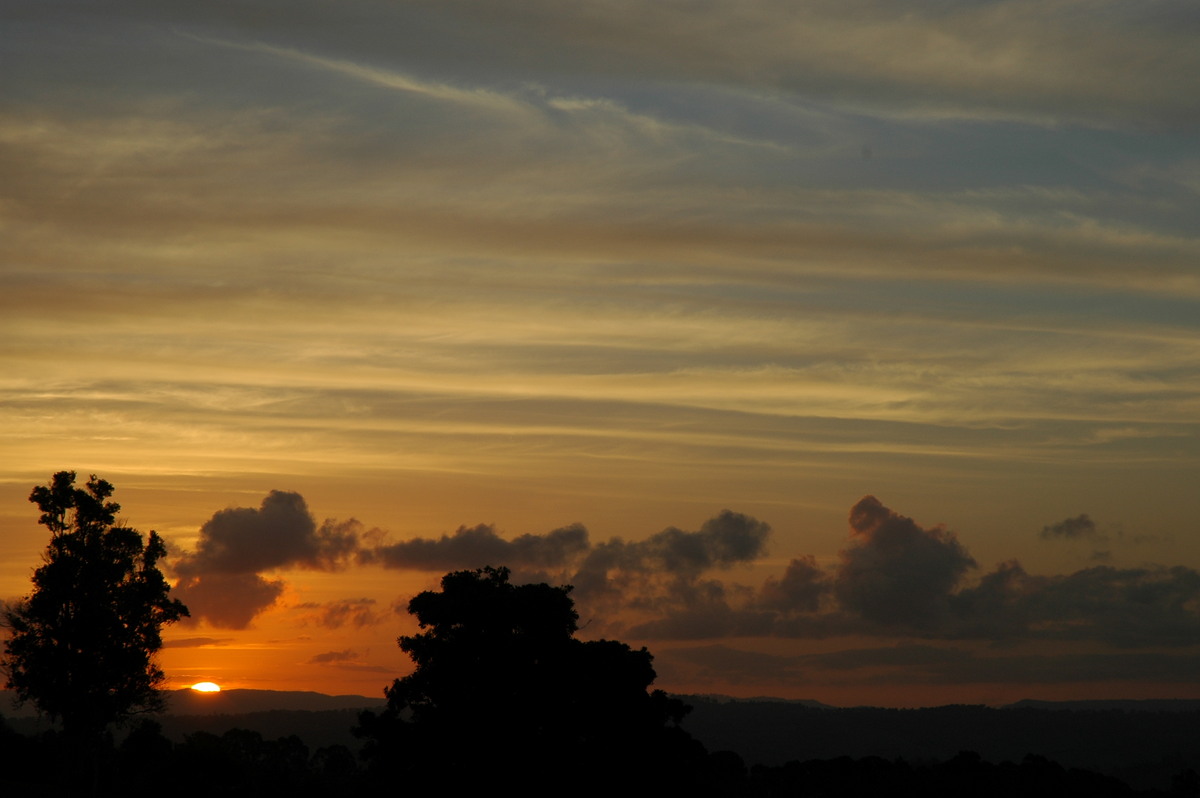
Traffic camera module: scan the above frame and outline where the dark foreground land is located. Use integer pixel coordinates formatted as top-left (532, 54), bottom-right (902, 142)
top-left (3, 695), bottom-right (1199, 797)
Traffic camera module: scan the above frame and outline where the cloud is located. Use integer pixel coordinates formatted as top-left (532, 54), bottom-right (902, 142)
top-left (260, 0), bottom-right (1198, 129)
top-left (619, 496), bottom-right (980, 640)
top-left (162, 637), bottom-right (234, 648)
top-left (572, 510), bottom-right (771, 599)
top-left (359, 509), bottom-right (772, 638)
top-left (306, 648), bottom-right (393, 672)
top-left (297, 598), bottom-right (385, 629)
top-left (663, 642), bottom-right (1200, 690)
top-left (166, 488), bottom-right (1200, 649)
top-left (834, 496), bottom-right (976, 629)
top-left (175, 490), bottom-right (359, 576)
top-left (172, 490), bottom-right (361, 628)
top-left (364, 522), bottom-right (589, 572)
top-left (172, 572), bottom-right (285, 630)
top-left (1040, 513), bottom-right (1099, 540)
top-left (950, 562), bottom-right (1200, 647)
top-left (606, 497), bottom-right (1200, 651)
top-left (307, 649), bottom-right (357, 665)
top-left (758, 555), bottom-right (829, 613)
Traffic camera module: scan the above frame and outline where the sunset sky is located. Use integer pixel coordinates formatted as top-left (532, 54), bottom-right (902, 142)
top-left (3, 1), bottom-right (1200, 708)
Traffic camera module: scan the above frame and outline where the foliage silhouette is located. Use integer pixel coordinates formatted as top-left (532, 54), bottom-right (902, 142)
top-left (357, 565), bottom-right (705, 791)
top-left (1, 471), bottom-right (188, 741)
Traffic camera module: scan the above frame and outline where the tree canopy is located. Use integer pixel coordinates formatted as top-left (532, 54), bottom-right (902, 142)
top-left (2, 471), bottom-right (189, 740)
top-left (357, 566), bottom-right (703, 790)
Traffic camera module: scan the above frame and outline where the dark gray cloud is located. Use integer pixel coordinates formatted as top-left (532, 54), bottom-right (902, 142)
top-left (172, 490), bottom-right (361, 628)
top-left (172, 572), bottom-right (285, 630)
top-left (176, 490), bottom-right (359, 576)
top-left (357, 497), bottom-right (1200, 650)
top-left (620, 497), bottom-right (1200, 651)
top-left (759, 556), bottom-right (828, 613)
top-left (572, 510), bottom-right (771, 599)
top-left (297, 598), bottom-right (384, 629)
top-left (834, 495), bottom-right (977, 629)
top-left (168, 490), bottom-right (1200, 650)
top-left (950, 562), bottom-right (1200, 647)
top-left (566, 511), bottom-right (771, 638)
top-left (364, 522), bottom-right (589, 572)
top-left (360, 510), bottom-right (772, 637)
top-left (1040, 513), bottom-right (1099, 540)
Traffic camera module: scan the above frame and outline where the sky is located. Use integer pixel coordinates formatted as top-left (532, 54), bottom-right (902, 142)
top-left (3, 1), bottom-right (1200, 708)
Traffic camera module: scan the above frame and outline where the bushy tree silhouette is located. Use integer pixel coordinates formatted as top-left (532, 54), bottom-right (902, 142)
top-left (1, 471), bottom-right (188, 741)
top-left (357, 566), bottom-right (703, 791)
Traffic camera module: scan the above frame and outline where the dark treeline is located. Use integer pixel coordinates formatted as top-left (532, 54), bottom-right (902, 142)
top-left (685, 700), bottom-right (1200, 790)
top-left (0, 717), bottom-right (356, 798)
top-left (3, 712), bottom-right (1197, 798)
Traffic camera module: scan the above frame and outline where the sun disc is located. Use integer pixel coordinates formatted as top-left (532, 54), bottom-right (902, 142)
top-left (190, 681), bottom-right (221, 693)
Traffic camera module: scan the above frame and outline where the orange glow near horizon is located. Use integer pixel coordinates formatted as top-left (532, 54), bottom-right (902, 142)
top-left (190, 682), bottom-right (222, 693)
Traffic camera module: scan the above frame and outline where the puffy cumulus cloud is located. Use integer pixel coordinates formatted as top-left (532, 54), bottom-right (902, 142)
top-left (834, 496), bottom-right (977, 628)
top-left (359, 509), bottom-right (772, 637)
top-left (363, 522), bottom-right (589, 573)
top-left (758, 555), bottom-right (828, 613)
top-left (296, 598), bottom-right (385, 630)
top-left (172, 572), bottom-right (285, 630)
top-left (617, 497), bottom-right (979, 639)
top-left (175, 490), bottom-right (360, 576)
top-left (356, 498), bottom-right (1200, 649)
top-left (950, 562), bottom-right (1200, 647)
top-left (611, 497), bottom-right (1200, 650)
top-left (172, 490), bottom-right (362, 628)
top-left (1040, 513), bottom-right (1099, 540)
top-left (572, 510), bottom-right (771, 599)
top-left (568, 511), bottom-right (772, 636)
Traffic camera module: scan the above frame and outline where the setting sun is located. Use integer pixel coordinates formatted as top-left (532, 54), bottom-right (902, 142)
top-left (190, 682), bottom-right (221, 693)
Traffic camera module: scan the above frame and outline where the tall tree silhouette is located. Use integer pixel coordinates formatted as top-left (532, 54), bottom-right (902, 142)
top-left (2, 471), bottom-right (188, 740)
top-left (357, 566), bottom-right (703, 791)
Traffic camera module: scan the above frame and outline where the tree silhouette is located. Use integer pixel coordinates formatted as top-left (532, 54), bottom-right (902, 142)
top-left (1, 471), bottom-right (188, 741)
top-left (357, 566), bottom-right (703, 791)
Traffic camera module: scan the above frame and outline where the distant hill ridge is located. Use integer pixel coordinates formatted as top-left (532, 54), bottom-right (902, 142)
top-left (7, 688), bottom-right (1200, 719)
top-left (163, 688), bottom-right (387, 716)
top-left (1004, 698), bottom-right (1200, 712)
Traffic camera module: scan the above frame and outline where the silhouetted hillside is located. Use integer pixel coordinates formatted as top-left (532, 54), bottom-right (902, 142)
top-left (681, 697), bottom-right (1200, 791)
top-left (1007, 698), bottom-right (1200, 713)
